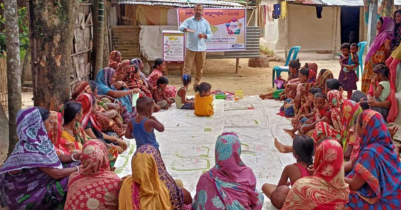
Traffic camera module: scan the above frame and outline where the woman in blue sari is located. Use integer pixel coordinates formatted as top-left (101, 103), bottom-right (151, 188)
top-left (95, 67), bottom-right (138, 119)
top-left (345, 110), bottom-right (401, 209)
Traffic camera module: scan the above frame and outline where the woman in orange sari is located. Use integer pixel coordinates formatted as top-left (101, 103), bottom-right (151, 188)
top-left (65, 139), bottom-right (121, 210)
top-left (281, 139), bottom-right (349, 209)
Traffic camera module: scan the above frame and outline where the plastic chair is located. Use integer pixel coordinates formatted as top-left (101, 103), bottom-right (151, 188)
top-left (272, 46), bottom-right (301, 87)
top-left (357, 41), bottom-right (367, 78)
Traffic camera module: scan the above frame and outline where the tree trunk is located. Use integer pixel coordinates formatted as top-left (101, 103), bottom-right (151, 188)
top-left (5, 0), bottom-right (22, 154)
top-left (0, 104), bottom-right (9, 160)
top-left (94, 0), bottom-right (105, 76)
top-left (30, 0), bottom-right (77, 110)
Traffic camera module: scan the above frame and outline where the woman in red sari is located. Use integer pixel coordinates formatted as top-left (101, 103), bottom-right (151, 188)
top-left (148, 58), bottom-right (177, 98)
top-left (281, 139), bottom-right (349, 209)
top-left (65, 139), bottom-right (121, 210)
top-left (109, 50), bottom-right (122, 70)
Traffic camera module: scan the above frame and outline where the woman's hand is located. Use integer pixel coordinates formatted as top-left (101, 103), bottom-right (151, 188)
top-left (307, 165), bottom-right (315, 175)
top-left (117, 139), bottom-right (128, 150)
top-left (115, 145), bottom-right (124, 154)
top-left (367, 97), bottom-right (377, 106)
top-left (313, 107), bottom-right (319, 114)
top-left (131, 88), bottom-right (140, 94)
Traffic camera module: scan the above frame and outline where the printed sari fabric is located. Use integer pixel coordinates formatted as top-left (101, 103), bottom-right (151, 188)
top-left (282, 139), bottom-right (350, 209)
top-left (48, 111), bottom-right (65, 155)
top-left (0, 107), bottom-right (75, 210)
top-left (148, 69), bottom-right (177, 98)
top-left (192, 133), bottom-right (264, 210)
top-left (131, 58), bottom-right (149, 82)
top-left (76, 93), bottom-right (119, 166)
top-left (340, 100), bottom-right (362, 150)
top-left (96, 67), bottom-right (133, 114)
top-left (109, 50), bottom-right (122, 70)
top-left (65, 140), bottom-right (120, 210)
top-left (346, 110), bottom-right (401, 209)
top-left (119, 144), bottom-right (184, 210)
top-left (315, 69), bottom-right (334, 93)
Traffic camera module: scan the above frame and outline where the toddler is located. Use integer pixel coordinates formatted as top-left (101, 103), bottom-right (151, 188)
top-left (125, 97), bottom-right (164, 149)
top-left (175, 74), bottom-right (195, 109)
top-left (194, 82), bottom-right (214, 116)
top-left (262, 135), bottom-right (314, 209)
top-left (152, 76), bottom-right (174, 110)
top-left (342, 43), bottom-right (359, 81)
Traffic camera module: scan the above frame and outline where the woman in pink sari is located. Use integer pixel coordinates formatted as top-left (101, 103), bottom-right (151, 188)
top-left (148, 58), bottom-right (177, 98)
top-left (191, 133), bottom-right (264, 210)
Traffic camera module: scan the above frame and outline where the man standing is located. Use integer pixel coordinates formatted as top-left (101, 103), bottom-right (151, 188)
top-left (179, 4), bottom-right (212, 89)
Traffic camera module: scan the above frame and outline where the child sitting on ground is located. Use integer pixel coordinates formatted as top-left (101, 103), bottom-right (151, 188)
top-left (125, 97), bottom-right (164, 149)
top-left (262, 135), bottom-right (314, 209)
top-left (341, 43), bottom-right (359, 81)
top-left (152, 76), bottom-right (175, 110)
top-left (175, 74), bottom-right (195, 109)
top-left (284, 87), bottom-right (321, 137)
top-left (194, 82), bottom-right (214, 116)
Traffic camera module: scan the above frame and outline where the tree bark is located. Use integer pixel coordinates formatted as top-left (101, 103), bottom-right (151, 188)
top-left (30, 0), bottom-right (77, 110)
top-left (94, 0), bottom-right (105, 76)
top-left (5, 0), bottom-right (22, 154)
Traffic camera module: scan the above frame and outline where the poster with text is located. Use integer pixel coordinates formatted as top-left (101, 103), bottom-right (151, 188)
top-left (162, 31), bottom-right (185, 62)
top-left (178, 8), bottom-right (246, 52)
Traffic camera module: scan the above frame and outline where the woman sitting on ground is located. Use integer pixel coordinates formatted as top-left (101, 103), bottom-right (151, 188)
top-left (0, 107), bottom-right (81, 210)
top-left (96, 67), bottom-right (139, 119)
top-left (345, 110), bottom-right (401, 209)
top-left (65, 139), bottom-right (121, 210)
top-left (191, 133), bottom-right (264, 210)
top-left (280, 139), bottom-right (350, 209)
top-left (148, 58), bottom-right (177, 98)
top-left (123, 64), bottom-right (153, 98)
top-left (119, 144), bottom-right (192, 209)
top-left (109, 50), bottom-right (122, 70)
top-left (131, 58), bottom-right (150, 88)
top-left (76, 93), bottom-right (127, 166)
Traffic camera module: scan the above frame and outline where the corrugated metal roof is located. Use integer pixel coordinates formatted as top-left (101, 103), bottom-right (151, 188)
top-left (286, 0), bottom-right (324, 5)
top-left (320, 0), bottom-right (363, 6)
top-left (118, 0), bottom-right (254, 8)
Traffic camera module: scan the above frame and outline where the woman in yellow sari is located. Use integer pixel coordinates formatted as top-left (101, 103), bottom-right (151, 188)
top-left (60, 101), bottom-right (87, 154)
top-left (119, 144), bottom-right (192, 209)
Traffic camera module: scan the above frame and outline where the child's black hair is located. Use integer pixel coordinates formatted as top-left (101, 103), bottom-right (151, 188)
top-left (37, 107), bottom-right (50, 121)
top-left (195, 82), bottom-right (212, 93)
top-left (373, 63), bottom-right (389, 79)
top-left (182, 74), bottom-right (192, 86)
top-left (88, 80), bottom-right (96, 92)
top-left (299, 67), bottom-right (309, 78)
top-left (293, 135), bottom-right (314, 165)
top-left (309, 87), bottom-right (322, 95)
top-left (325, 79), bottom-right (342, 90)
top-left (157, 76), bottom-right (169, 86)
top-left (379, 17), bottom-right (384, 25)
top-left (152, 58), bottom-right (164, 69)
top-left (63, 101), bottom-right (82, 125)
top-left (288, 59), bottom-right (301, 70)
top-left (350, 43), bottom-right (358, 48)
top-left (136, 96), bottom-right (154, 113)
top-left (314, 92), bottom-right (325, 99)
top-left (341, 42), bottom-right (350, 50)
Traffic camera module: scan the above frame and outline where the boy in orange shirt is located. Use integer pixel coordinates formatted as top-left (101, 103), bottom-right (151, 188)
top-left (194, 82), bottom-right (214, 116)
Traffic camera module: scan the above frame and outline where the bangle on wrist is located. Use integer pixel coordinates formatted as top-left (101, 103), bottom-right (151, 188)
top-left (76, 166), bottom-right (79, 172)
top-left (71, 153), bottom-right (79, 162)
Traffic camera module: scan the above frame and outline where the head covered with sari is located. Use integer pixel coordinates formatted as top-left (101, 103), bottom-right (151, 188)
top-left (116, 60), bottom-right (132, 76)
top-left (347, 110), bottom-right (401, 202)
top-left (327, 90), bottom-right (344, 131)
top-left (119, 144), bottom-right (183, 210)
top-left (340, 99), bottom-right (362, 148)
top-left (282, 139), bottom-right (349, 209)
top-left (365, 17), bottom-right (395, 62)
top-left (72, 81), bottom-right (92, 100)
top-left (48, 111), bottom-right (63, 151)
top-left (130, 58), bottom-right (142, 68)
top-left (192, 133), bottom-right (263, 210)
top-left (316, 69), bottom-right (334, 93)
top-left (65, 139), bottom-right (120, 210)
top-left (76, 93), bottom-right (101, 131)
top-left (109, 50), bottom-right (122, 70)
top-left (96, 67), bottom-right (116, 95)
top-left (0, 107), bottom-right (62, 174)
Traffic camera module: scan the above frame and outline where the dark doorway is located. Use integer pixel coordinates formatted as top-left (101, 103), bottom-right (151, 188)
top-left (341, 7), bottom-right (360, 44)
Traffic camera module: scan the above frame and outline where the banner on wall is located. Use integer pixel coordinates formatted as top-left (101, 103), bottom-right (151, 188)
top-left (177, 8), bottom-right (247, 52)
top-left (162, 30), bottom-right (186, 62)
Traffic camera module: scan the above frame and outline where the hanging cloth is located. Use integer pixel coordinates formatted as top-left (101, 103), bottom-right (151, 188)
top-left (267, 5), bottom-right (274, 22)
top-left (280, 1), bottom-right (287, 19)
top-left (316, 6), bottom-right (323, 19)
top-left (273, 4), bottom-right (281, 19)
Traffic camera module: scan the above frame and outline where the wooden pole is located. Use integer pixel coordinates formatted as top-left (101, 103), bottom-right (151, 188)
top-left (247, 9), bottom-right (255, 26)
top-left (332, 7), bottom-right (339, 59)
top-left (367, 0), bottom-right (378, 48)
top-left (285, 16), bottom-right (288, 60)
top-left (236, 58), bottom-right (239, 74)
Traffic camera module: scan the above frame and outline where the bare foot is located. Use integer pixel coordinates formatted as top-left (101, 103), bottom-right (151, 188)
top-left (274, 138), bottom-right (293, 153)
top-left (259, 94), bottom-right (267, 100)
top-left (283, 128), bottom-right (296, 139)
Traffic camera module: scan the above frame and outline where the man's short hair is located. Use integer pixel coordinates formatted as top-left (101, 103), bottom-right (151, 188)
top-left (194, 4), bottom-right (203, 9)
